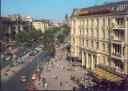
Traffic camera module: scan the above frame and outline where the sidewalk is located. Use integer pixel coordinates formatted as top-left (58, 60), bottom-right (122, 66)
top-left (1, 50), bottom-right (42, 82)
top-left (34, 48), bottom-right (85, 90)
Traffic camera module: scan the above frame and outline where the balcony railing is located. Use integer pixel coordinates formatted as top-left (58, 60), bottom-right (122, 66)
top-left (112, 24), bottom-right (125, 29)
top-left (112, 53), bottom-right (122, 58)
top-left (111, 35), bottom-right (124, 43)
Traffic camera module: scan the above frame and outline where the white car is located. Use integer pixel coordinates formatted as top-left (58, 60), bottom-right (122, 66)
top-left (38, 48), bottom-right (42, 51)
top-left (5, 57), bottom-right (12, 61)
top-left (21, 75), bottom-right (28, 83)
top-left (36, 47), bottom-right (41, 51)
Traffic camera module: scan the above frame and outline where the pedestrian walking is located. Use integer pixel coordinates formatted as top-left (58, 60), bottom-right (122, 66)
top-left (44, 82), bottom-right (48, 88)
top-left (73, 87), bottom-right (76, 91)
top-left (60, 81), bottom-right (62, 87)
top-left (65, 81), bottom-right (68, 87)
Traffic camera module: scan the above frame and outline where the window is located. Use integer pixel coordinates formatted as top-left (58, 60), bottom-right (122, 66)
top-left (91, 19), bottom-right (94, 27)
top-left (103, 19), bottom-right (105, 26)
top-left (80, 29), bottom-right (81, 36)
top-left (79, 39), bottom-right (81, 45)
top-left (103, 56), bottom-right (106, 64)
top-left (96, 42), bottom-right (99, 49)
top-left (103, 43), bottom-right (105, 51)
top-left (91, 41), bottom-right (93, 48)
top-left (103, 30), bottom-right (105, 39)
top-left (82, 39), bottom-right (84, 46)
top-left (107, 44), bottom-right (110, 52)
top-left (108, 19), bottom-right (111, 26)
top-left (97, 19), bottom-right (99, 27)
top-left (96, 29), bottom-right (98, 38)
top-left (92, 29), bottom-right (93, 37)
top-left (87, 40), bottom-right (88, 47)
top-left (83, 20), bottom-right (84, 25)
top-left (73, 38), bottom-right (75, 44)
top-left (87, 29), bottom-right (88, 36)
top-left (83, 29), bottom-right (84, 36)
top-left (87, 19), bottom-right (89, 27)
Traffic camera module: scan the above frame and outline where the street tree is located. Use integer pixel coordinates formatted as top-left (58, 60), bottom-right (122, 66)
top-left (42, 28), bottom-right (56, 57)
top-left (56, 34), bottom-right (65, 45)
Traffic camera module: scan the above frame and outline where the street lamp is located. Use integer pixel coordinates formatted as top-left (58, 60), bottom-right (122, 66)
top-left (37, 54), bottom-right (40, 80)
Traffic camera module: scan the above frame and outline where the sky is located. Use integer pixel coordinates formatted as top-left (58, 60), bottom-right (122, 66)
top-left (1, 0), bottom-right (121, 21)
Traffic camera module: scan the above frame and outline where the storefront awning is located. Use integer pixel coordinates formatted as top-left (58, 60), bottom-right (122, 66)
top-left (91, 68), bottom-right (124, 82)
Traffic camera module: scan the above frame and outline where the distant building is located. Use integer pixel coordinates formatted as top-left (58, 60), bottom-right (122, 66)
top-left (63, 14), bottom-right (69, 24)
top-left (32, 19), bottom-right (49, 33)
top-left (23, 16), bottom-right (32, 22)
top-left (0, 14), bottom-right (33, 44)
top-left (0, 15), bottom-right (23, 44)
top-left (51, 21), bottom-right (63, 27)
top-left (70, 1), bottom-right (128, 75)
top-left (23, 16), bottom-right (32, 32)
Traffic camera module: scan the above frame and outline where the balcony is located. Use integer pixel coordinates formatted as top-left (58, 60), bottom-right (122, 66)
top-left (111, 53), bottom-right (123, 60)
top-left (111, 39), bottom-right (123, 45)
top-left (112, 24), bottom-right (125, 30)
top-left (111, 35), bottom-right (124, 44)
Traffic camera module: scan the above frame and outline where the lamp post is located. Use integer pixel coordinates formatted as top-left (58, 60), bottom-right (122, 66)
top-left (37, 54), bottom-right (40, 80)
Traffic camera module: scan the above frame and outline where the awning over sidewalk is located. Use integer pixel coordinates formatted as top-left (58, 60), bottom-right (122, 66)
top-left (91, 68), bottom-right (124, 82)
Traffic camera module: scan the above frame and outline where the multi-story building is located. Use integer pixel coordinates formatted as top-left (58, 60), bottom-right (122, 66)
top-left (1, 15), bottom-right (23, 43)
top-left (32, 19), bottom-right (49, 33)
top-left (23, 16), bottom-right (32, 32)
top-left (70, 1), bottom-right (128, 75)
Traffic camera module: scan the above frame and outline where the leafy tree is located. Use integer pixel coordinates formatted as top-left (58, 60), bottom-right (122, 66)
top-left (62, 25), bottom-right (70, 37)
top-left (57, 34), bottom-right (65, 45)
top-left (42, 28), bottom-right (56, 57)
top-left (15, 31), bottom-right (28, 44)
top-left (15, 29), bottom-right (43, 45)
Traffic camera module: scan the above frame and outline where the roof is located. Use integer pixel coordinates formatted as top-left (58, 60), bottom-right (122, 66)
top-left (33, 19), bottom-right (49, 23)
top-left (1, 17), bottom-right (11, 22)
top-left (71, 1), bottom-right (128, 17)
top-left (91, 67), bottom-right (124, 82)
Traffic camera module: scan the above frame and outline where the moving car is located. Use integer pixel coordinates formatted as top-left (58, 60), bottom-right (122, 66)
top-left (21, 75), bottom-right (27, 83)
top-left (5, 56), bottom-right (12, 61)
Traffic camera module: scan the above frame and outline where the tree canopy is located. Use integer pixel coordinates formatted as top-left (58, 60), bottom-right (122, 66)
top-left (15, 29), bottom-right (43, 45)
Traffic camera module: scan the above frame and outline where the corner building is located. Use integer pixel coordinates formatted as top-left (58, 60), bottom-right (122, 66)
top-left (70, 1), bottom-right (128, 75)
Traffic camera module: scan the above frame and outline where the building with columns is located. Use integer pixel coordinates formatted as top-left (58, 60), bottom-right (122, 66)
top-left (70, 1), bottom-right (128, 75)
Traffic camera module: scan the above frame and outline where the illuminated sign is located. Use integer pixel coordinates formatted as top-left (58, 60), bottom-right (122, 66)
top-left (79, 8), bottom-right (110, 16)
top-left (79, 10), bottom-right (88, 15)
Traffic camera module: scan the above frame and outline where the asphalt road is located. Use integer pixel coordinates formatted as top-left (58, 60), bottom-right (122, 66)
top-left (0, 60), bottom-right (13, 69)
top-left (1, 51), bottom-right (48, 91)
top-left (1, 42), bottom-right (40, 69)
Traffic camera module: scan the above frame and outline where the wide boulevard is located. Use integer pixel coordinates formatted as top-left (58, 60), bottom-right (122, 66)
top-left (1, 51), bottom-right (48, 91)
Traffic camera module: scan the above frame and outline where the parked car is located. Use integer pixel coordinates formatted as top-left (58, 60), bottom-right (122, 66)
top-left (20, 75), bottom-right (28, 83)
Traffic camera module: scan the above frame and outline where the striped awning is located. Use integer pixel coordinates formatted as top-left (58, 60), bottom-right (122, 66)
top-left (91, 68), bottom-right (124, 82)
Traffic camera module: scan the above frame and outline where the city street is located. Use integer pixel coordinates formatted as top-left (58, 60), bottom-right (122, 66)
top-left (1, 0), bottom-right (128, 90)
top-left (1, 51), bottom-right (48, 91)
